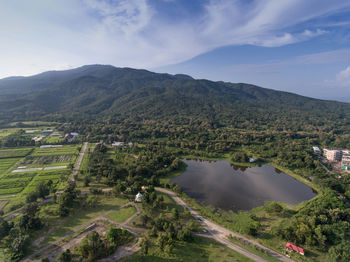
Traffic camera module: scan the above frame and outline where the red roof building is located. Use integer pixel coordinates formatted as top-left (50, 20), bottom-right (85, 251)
top-left (285, 242), bottom-right (305, 256)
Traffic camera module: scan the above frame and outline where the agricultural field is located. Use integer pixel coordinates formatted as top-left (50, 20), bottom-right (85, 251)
top-left (0, 145), bottom-right (80, 196)
top-left (22, 155), bottom-right (74, 167)
top-left (0, 128), bottom-right (18, 138)
top-left (43, 135), bottom-right (64, 143)
top-left (31, 145), bottom-right (79, 157)
top-left (0, 158), bottom-right (21, 173)
top-left (0, 147), bottom-right (33, 158)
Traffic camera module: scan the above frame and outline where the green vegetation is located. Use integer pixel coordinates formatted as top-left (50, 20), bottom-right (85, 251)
top-left (123, 236), bottom-right (253, 262)
top-left (107, 205), bottom-right (136, 223)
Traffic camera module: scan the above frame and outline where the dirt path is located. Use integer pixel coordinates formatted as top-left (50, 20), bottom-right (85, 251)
top-left (21, 202), bottom-right (143, 262)
top-left (155, 187), bottom-right (294, 262)
top-left (71, 141), bottom-right (88, 181)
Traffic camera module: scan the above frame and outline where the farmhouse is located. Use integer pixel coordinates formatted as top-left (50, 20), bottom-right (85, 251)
top-left (64, 132), bottom-right (79, 142)
top-left (285, 242), bottom-right (305, 256)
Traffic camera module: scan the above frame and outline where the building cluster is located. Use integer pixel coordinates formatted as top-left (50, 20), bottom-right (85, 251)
top-left (111, 141), bottom-right (133, 147)
top-left (31, 129), bottom-right (54, 142)
top-left (64, 132), bottom-right (79, 142)
top-left (322, 148), bottom-right (350, 171)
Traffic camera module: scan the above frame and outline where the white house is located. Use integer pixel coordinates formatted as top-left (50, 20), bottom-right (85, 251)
top-left (313, 146), bottom-right (321, 153)
top-left (112, 141), bottom-right (124, 147)
top-left (135, 192), bottom-right (142, 202)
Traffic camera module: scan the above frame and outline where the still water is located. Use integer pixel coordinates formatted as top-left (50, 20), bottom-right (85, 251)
top-left (170, 159), bottom-right (317, 211)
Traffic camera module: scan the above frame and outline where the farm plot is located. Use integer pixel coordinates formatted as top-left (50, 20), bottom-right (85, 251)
top-left (23, 155), bottom-right (73, 166)
top-left (0, 158), bottom-right (21, 173)
top-left (0, 147), bottom-right (33, 158)
top-left (0, 176), bottom-right (34, 195)
top-left (0, 128), bottom-right (18, 138)
top-left (31, 145), bottom-right (79, 157)
top-left (22, 170), bottom-right (66, 194)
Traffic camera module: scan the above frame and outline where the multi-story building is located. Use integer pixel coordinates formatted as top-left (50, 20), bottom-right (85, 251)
top-left (341, 153), bottom-right (350, 171)
top-left (323, 148), bottom-right (342, 161)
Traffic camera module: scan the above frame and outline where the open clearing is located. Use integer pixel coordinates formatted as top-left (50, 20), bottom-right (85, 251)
top-left (106, 206), bottom-right (137, 223)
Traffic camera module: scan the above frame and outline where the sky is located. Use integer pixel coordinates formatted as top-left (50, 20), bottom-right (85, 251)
top-left (1, 0), bottom-right (350, 101)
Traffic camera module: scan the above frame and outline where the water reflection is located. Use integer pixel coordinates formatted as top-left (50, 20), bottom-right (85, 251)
top-left (171, 159), bottom-right (317, 212)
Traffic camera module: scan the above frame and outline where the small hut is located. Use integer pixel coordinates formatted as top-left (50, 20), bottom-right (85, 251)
top-left (135, 192), bottom-right (143, 202)
top-left (285, 242), bottom-right (305, 256)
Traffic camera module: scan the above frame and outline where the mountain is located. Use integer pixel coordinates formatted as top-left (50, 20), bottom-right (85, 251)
top-left (0, 65), bottom-right (349, 129)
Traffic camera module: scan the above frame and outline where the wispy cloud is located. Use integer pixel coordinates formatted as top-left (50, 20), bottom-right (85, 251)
top-left (1, 0), bottom-right (350, 78)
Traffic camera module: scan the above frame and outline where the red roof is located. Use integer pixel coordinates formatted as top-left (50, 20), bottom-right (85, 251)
top-left (286, 242), bottom-right (305, 254)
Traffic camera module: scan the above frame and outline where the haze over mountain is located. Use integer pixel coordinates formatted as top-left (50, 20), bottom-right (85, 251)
top-left (0, 65), bottom-right (349, 129)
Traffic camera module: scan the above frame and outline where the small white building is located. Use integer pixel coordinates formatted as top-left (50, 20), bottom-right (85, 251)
top-left (249, 158), bottom-right (257, 163)
top-left (112, 141), bottom-right (124, 147)
top-left (313, 146), bottom-right (321, 153)
top-left (135, 192), bottom-right (142, 202)
top-left (25, 130), bottom-right (39, 134)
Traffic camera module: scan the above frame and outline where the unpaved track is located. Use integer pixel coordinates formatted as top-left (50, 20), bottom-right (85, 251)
top-left (155, 187), bottom-right (294, 262)
top-left (21, 202), bottom-right (142, 262)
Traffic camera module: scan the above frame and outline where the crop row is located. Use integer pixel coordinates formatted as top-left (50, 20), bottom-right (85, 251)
top-left (31, 146), bottom-right (78, 156)
top-left (0, 148), bottom-right (33, 158)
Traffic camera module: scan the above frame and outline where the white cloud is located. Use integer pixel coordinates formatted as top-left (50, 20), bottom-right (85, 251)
top-left (336, 66), bottom-right (350, 86)
top-left (0, 0), bottom-right (349, 78)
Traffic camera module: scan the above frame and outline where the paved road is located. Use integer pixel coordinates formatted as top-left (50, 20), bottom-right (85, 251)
top-left (155, 187), bottom-right (294, 262)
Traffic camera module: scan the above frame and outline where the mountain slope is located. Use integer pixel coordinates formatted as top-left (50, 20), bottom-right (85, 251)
top-left (0, 65), bottom-right (349, 130)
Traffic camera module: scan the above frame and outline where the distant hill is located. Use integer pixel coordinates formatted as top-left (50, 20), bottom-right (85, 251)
top-left (0, 64), bottom-right (349, 129)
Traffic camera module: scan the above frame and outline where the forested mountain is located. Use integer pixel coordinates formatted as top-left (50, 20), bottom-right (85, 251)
top-left (0, 65), bottom-right (349, 131)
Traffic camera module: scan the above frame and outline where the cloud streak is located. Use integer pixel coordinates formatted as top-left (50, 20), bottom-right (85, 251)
top-left (1, 0), bottom-right (350, 78)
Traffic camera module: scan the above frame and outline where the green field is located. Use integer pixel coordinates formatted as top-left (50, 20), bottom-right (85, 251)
top-left (0, 128), bottom-right (18, 138)
top-left (0, 147), bottom-right (33, 158)
top-left (31, 196), bottom-right (129, 248)
top-left (0, 158), bottom-right (21, 173)
top-left (44, 136), bottom-right (64, 143)
top-left (107, 205), bottom-right (137, 223)
top-left (122, 236), bottom-right (253, 262)
top-left (31, 145), bottom-right (79, 157)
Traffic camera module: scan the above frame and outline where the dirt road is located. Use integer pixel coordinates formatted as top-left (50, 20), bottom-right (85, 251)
top-left (71, 141), bottom-right (88, 181)
top-left (155, 187), bottom-right (294, 262)
top-left (21, 202), bottom-right (142, 262)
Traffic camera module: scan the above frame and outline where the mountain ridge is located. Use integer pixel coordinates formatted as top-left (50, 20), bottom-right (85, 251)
top-left (0, 65), bottom-right (349, 130)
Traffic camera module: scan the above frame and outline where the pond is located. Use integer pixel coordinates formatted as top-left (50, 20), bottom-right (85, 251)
top-left (170, 159), bottom-right (317, 212)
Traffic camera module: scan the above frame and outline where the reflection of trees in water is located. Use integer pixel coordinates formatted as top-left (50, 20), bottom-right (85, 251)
top-left (274, 167), bottom-right (282, 174)
top-left (231, 164), bottom-right (247, 172)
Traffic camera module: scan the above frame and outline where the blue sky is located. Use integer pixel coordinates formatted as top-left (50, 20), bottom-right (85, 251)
top-left (1, 0), bottom-right (350, 101)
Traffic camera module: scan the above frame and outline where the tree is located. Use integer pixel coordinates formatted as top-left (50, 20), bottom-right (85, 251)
top-left (139, 237), bottom-right (149, 255)
top-left (6, 227), bottom-right (29, 260)
top-left (328, 240), bottom-right (350, 262)
top-left (0, 217), bottom-right (12, 240)
top-left (171, 208), bottom-right (179, 220)
top-left (57, 249), bottom-right (72, 262)
top-left (36, 181), bottom-right (50, 199)
top-left (26, 191), bottom-right (38, 203)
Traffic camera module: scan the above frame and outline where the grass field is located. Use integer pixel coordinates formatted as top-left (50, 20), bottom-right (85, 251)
top-left (107, 205), bottom-right (136, 223)
top-left (31, 145), bottom-right (79, 157)
top-left (122, 236), bottom-right (253, 262)
top-left (31, 196), bottom-right (129, 249)
top-left (44, 136), bottom-right (64, 144)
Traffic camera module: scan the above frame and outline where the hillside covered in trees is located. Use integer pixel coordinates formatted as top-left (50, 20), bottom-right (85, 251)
top-left (0, 65), bottom-right (350, 134)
